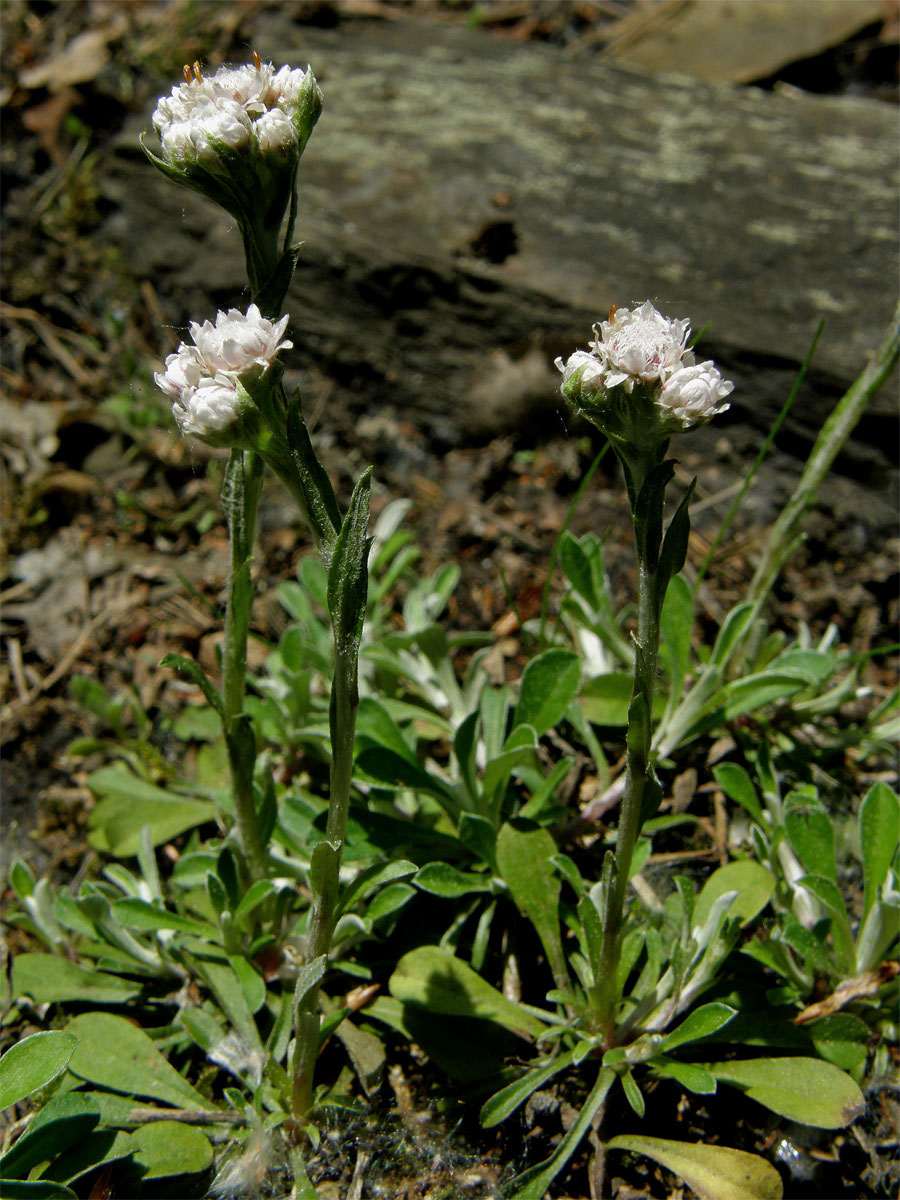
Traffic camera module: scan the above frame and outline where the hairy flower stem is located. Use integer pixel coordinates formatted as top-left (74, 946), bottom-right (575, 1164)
top-left (289, 635), bottom-right (360, 1121)
top-left (221, 449), bottom-right (267, 882)
top-left (594, 447), bottom-right (666, 1043)
top-left (266, 423), bottom-right (368, 1127)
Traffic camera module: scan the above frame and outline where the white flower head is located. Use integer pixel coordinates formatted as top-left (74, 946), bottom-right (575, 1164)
top-left (189, 303), bottom-right (292, 375)
top-left (657, 360), bottom-right (733, 429)
top-left (255, 107), bottom-right (297, 154)
top-left (155, 304), bottom-right (291, 441)
top-left (151, 57), bottom-right (320, 169)
top-left (173, 376), bottom-right (243, 437)
top-left (557, 302), bottom-right (732, 446)
top-left (554, 349), bottom-right (605, 392)
top-left (592, 302), bottom-right (692, 392)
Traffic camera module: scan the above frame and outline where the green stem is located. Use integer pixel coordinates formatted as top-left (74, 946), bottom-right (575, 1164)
top-left (290, 608), bottom-right (361, 1121)
top-left (594, 448), bottom-right (665, 1041)
top-left (222, 449), bottom-right (267, 882)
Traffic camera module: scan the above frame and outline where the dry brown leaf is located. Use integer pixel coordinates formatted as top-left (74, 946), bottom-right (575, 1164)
top-left (19, 21), bottom-right (125, 91)
top-left (793, 960), bottom-right (900, 1024)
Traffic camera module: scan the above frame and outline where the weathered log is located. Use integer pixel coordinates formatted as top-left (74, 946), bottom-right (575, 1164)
top-left (107, 15), bottom-right (898, 517)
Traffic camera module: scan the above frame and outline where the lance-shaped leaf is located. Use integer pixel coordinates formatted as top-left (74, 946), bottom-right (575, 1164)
top-left (0, 1094), bottom-right (100, 1179)
top-left (658, 477), bottom-right (696, 603)
top-left (159, 653), bottom-right (223, 717)
top-left (12, 955), bottom-right (141, 1007)
top-left (659, 1002), bottom-right (737, 1052)
top-left (507, 1068), bottom-right (615, 1199)
top-left (285, 387), bottom-right (341, 558)
top-left (860, 782), bottom-right (900, 918)
top-left (496, 822), bottom-right (569, 991)
top-left (327, 467), bottom-right (373, 654)
top-left (633, 459), bottom-right (676, 570)
top-left (784, 791), bottom-right (836, 881)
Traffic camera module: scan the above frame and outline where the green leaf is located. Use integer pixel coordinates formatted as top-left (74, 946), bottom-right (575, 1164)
top-left (693, 861), bottom-right (775, 930)
top-left (452, 709), bottom-right (480, 800)
top-left (0, 1181), bottom-right (77, 1198)
top-left (111, 898), bottom-right (216, 936)
top-left (713, 763), bottom-right (766, 826)
top-left (11, 955), bottom-right (141, 1007)
top-left (355, 746), bottom-right (457, 810)
top-left (285, 387), bottom-right (341, 554)
top-left (0, 1031), bottom-right (77, 1109)
top-left (806, 1013), bottom-right (869, 1075)
top-left (514, 649), bottom-right (581, 736)
top-left (606, 1135), bottom-right (783, 1200)
top-left (293, 955), bottom-right (327, 1009)
top-left (38, 1128), bottom-right (134, 1185)
top-left (159, 653), bottom-right (223, 717)
top-left (622, 1067), bottom-right (645, 1117)
top-left (131, 1120), bottom-right (213, 1179)
top-left (85, 765), bottom-right (215, 855)
top-left (507, 1068), bottom-right (615, 1199)
top-left (496, 822), bottom-right (569, 990)
top-left (860, 782), bottom-right (900, 918)
top-left (228, 954), bottom-right (266, 1016)
top-left (659, 1003), bottom-right (736, 1052)
top-left (0, 1094), bottom-right (100, 1178)
top-left (65, 1013), bottom-right (214, 1109)
top-left (389, 946), bottom-right (547, 1038)
top-left (327, 467), bottom-right (372, 649)
top-left (194, 957), bottom-right (266, 1059)
top-left (658, 480), bottom-right (695, 599)
top-left (652, 1056), bottom-right (717, 1094)
top-left (9, 858), bottom-right (35, 900)
top-left (338, 859), bottom-right (418, 916)
top-left (798, 874), bottom-right (855, 972)
top-left (233, 879), bottom-right (276, 926)
top-left (768, 648), bottom-right (835, 686)
top-left (660, 573), bottom-right (694, 700)
top-left (784, 791), bottom-right (836, 881)
top-left (579, 673), bottom-right (634, 726)
top-left (480, 1048), bottom-right (577, 1128)
top-left (633, 459), bottom-right (676, 570)
top-left (334, 1018), bottom-right (386, 1098)
top-left (413, 863), bottom-right (492, 898)
top-left (721, 672), bottom-right (809, 720)
top-left (706, 1056), bottom-right (865, 1128)
top-left (481, 729), bottom-right (537, 811)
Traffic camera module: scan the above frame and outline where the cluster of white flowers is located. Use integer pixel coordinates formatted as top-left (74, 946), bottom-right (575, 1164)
top-left (155, 303), bottom-right (292, 437)
top-left (557, 302), bottom-right (732, 432)
top-left (152, 59), bottom-right (316, 164)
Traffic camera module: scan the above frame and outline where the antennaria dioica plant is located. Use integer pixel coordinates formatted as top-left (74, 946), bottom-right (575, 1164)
top-left (2, 48), bottom-right (897, 1200)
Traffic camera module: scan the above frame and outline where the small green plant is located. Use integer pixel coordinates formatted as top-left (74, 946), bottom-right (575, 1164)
top-left (3, 48), bottom-right (898, 1200)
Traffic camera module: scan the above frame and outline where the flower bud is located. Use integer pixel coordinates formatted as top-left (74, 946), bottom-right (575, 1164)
top-left (557, 302), bottom-right (732, 450)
